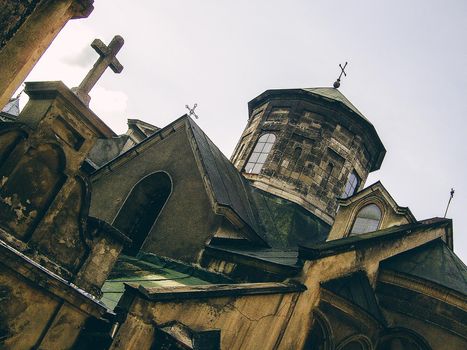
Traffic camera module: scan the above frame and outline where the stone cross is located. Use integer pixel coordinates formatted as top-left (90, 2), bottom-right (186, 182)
top-left (72, 35), bottom-right (124, 106)
top-left (333, 61), bottom-right (348, 89)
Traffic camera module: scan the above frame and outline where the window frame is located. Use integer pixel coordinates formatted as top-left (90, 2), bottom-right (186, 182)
top-left (349, 203), bottom-right (382, 236)
top-left (244, 133), bottom-right (276, 174)
top-left (342, 171), bottom-right (360, 198)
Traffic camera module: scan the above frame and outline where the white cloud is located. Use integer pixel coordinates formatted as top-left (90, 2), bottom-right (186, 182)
top-left (89, 86), bottom-right (128, 134)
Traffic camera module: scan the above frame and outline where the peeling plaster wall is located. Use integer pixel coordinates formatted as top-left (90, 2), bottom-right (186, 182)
top-left (0, 264), bottom-right (90, 350)
top-left (111, 292), bottom-right (301, 350)
top-left (277, 226), bottom-right (447, 349)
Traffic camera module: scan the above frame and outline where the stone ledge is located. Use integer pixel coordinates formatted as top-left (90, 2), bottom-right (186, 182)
top-left (0, 238), bottom-right (112, 318)
top-left (125, 282), bottom-right (306, 302)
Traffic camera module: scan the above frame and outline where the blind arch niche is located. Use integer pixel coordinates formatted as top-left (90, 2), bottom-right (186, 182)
top-left (113, 172), bottom-right (172, 255)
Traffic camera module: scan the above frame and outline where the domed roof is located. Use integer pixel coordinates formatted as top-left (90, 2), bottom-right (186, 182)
top-left (302, 87), bottom-right (369, 123)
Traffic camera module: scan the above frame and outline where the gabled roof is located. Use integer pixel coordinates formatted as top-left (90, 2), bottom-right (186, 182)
top-left (127, 118), bottom-right (159, 138)
top-left (186, 118), bottom-right (268, 245)
top-left (92, 115), bottom-right (331, 249)
top-left (299, 218), bottom-right (451, 260)
top-left (338, 181), bottom-right (417, 223)
top-left (381, 239), bottom-right (467, 296)
top-left (1, 96), bottom-right (20, 116)
top-left (322, 271), bottom-right (385, 324)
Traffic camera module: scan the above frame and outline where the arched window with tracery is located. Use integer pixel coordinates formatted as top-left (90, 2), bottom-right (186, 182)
top-left (113, 172), bottom-right (172, 256)
top-left (350, 203), bottom-right (382, 235)
top-left (303, 313), bottom-right (332, 350)
top-left (244, 133), bottom-right (276, 174)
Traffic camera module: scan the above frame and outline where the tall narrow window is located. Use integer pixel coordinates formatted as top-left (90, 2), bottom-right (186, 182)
top-left (342, 171), bottom-right (360, 198)
top-left (244, 133), bottom-right (276, 174)
top-left (350, 204), bottom-right (381, 235)
top-left (321, 162), bottom-right (334, 187)
top-left (293, 146), bottom-right (302, 160)
top-left (113, 172), bottom-right (172, 255)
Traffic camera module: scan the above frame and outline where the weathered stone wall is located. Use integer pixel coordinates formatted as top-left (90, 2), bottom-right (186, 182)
top-left (277, 225), bottom-right (448, 349)
top-left (90, 124), bottom-right (222, 263)
top-left (0, 0), bottom-right (39, 49)
top-left (0, 262), bottom-right (95, 349)
top-left (231, 96), bottom-right (381, 225)
top-left (109, 221), bottom-right (455, 350)
top-left (111, 288), bottom-right (302, 350)
top-left (0, 0), bottom-right (94, 109)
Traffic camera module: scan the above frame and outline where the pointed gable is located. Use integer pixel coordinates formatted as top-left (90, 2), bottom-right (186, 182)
top-left (328, 181), bottom-right (416, 241)
top-left (186, 117), bottom-right (267, 245)
top-left (381, 239), bottom-right (467, 295)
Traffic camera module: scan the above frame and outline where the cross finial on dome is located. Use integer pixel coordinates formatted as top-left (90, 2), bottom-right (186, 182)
top-left (333, 62), bottom-right (348, 88)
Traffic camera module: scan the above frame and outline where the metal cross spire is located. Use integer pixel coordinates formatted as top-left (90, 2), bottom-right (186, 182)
top-left (185, 103), bottom-right (199, 119)
top-left (333, 61), bottom-right (348, 88)
top-left (72, 35), bottom-right (124, 106)
top-left (443, 188), bottom-right (455, 218)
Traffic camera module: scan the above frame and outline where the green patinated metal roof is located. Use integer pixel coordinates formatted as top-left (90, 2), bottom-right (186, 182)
top-left (251, 187), bottom-right (330, 249)
top-left (101, 254), bottom-right (231, 310)
top-left (302, 87), bottom-right (370, 123)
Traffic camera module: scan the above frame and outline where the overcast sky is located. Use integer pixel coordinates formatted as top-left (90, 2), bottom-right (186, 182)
top-left (22, 0), bottom-right (467, 261)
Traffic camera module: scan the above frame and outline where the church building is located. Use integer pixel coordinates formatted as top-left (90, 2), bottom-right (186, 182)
top-left (0, 2), bottom-right (466, 349)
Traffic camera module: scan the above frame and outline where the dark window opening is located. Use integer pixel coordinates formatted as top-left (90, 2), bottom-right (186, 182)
top-left (113, 172), bottom-right (172, 256)
top-left (321, 162), bottom-right (334, 187)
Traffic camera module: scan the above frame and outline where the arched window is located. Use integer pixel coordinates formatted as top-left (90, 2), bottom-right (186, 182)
top-left (293, 146), bottom-right (302, 160)
top-left (350, 204), bottom-right (382, 235)
top-left (113, 172), bottom-right (172, 256)
top-left (244, 133), bottom-right (276, 174)
top-left (342, 171), bottom-right (360, 198)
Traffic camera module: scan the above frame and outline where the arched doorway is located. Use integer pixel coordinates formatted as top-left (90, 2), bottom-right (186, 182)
top-left (113, 172), bottom-right (172, 256)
